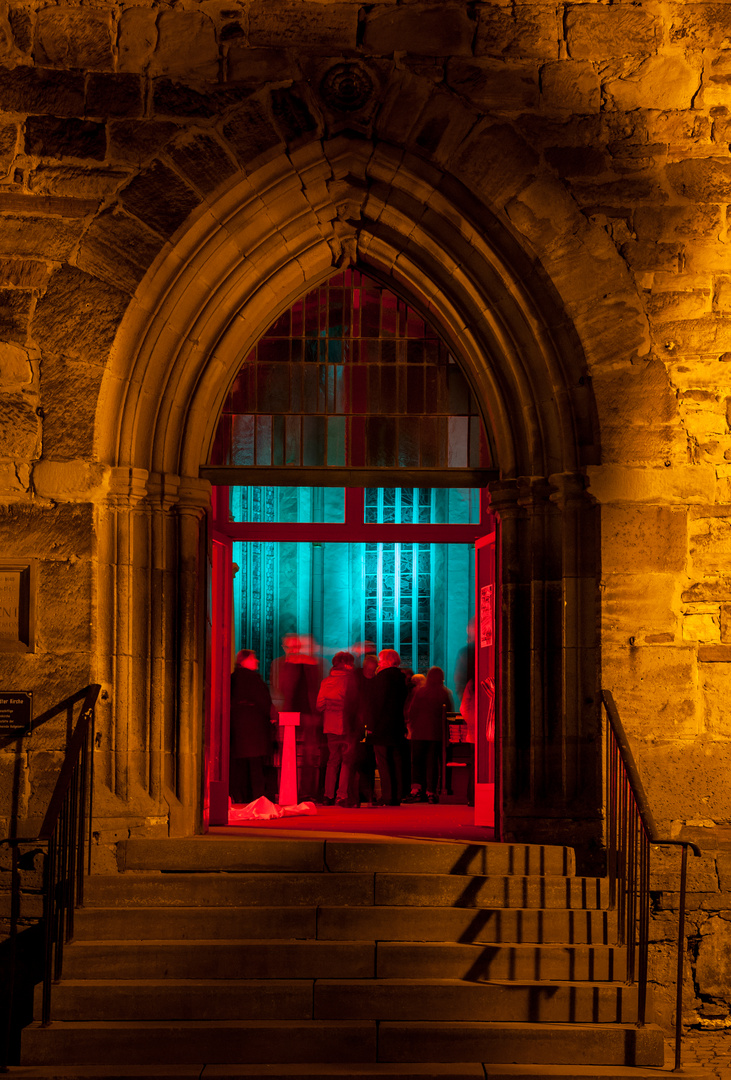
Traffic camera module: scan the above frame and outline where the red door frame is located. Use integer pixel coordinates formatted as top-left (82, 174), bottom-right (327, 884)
top-left (206, 485), bottom-right (499, 830)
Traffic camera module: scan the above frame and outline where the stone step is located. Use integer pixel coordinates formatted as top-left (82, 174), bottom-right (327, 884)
top-left (378, 1021), bottom-right (665, 1067)
top-left (6, 1066), bottom-right (715, 1080)
top-left (84, 874), bottom-right (375, 908)
top-left (39, 977), bottom-right (644, 1025)
top-left (122, 839), bottom-right (575, 877)
top-left (61, 940), bottom-right (375, 980)
top-left (19, 1020), bottom-right (665, 1068)
top-left (83, 873), bottom-right (608, 910)
top-left (72, 905), bottom-right (618, 945)
top-left (376, 942), bottom-right (627, 981)
top-left (317, 906), bottom-right (618, 945)
top-left (20, 1021), bottom-right (378, 1067)
top-left (313, 978), bottom-right (644, 1024)
top-left (374, 874), bottom-right (610, 910)
top-left (59, 939), bottom-right (624, 983)
top-left (72, 906), bottom-right (320, 940)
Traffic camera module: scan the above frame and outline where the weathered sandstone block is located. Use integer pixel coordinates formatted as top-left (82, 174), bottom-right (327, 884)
top-left (25, 116), bottom-right (106, 161)
top-left (108, 121), bottom-right (178, 166)
top-left (226, 47), bottom-right (300, 84)
top-left (36, 358), bottom-right (104, 458)
top-left (667, 158), bottom-right (731, 202)
top-left (76, 209), bottom-right (162, 294)
top-left (0, 65), bottom-right (83, 115)
top-left (475, 4), bottom-right (558, 60)
top-left (118, 8), bottom-right (157, 73)
top-left (446, 59), bottom-right (540, 112)
top-left (119, 160), bottom-right (200, 239)
top-left (603, 55), bottom-right (700, 112)
top-left (701, 663), bottom-right (731, 737)
top-left (602, 504), bottom-right (687, 574)
top-left (566, 4), bottom-right (660, 60)
top-left (32, 266), bottom-right (128, 366)
top-left (600, 572), bottom-right (679, 645)
top-left (669, 3), bottom-right (731, 49)
top-left (539, 60), bottom-right (600, 113)
top-left (0, 502), bottom-right (93, 557)
top-left (250, 2), bottom-right (357, 51)
top-left (588, 464), bottom-right (716, 506)
top-left (690, 509), bottom-right (731, 576)
top-left (695, 917), bottom-right (731, 1007)
top-left (604, 645), bottom-right (699, 738)
top-left (0, 288), bottom-right (31, 343)
top-left (0, 393), bottom-right (40, 460)
top-left (223, 99), bottom-right (283, 167)
top-left (362, 4), bottom-right (474, 56)
top-left (35, 7), bottom-right (113, 71)
top-left (151, 11), bottom-right (219, 80)
top-left (86, 73), bottom-right (144, 119)
top-left (451, 121), bottom-right (538, 207)
top-left (0, 259), bottom-right (49, 289)
top-left (638, 738), bottom-right (731, 822)
top-left (0, 340), bottom-right (32, 385)
top-left (34, 557), bottom-right (93, 652)
top-left (28, 165), bottom-right (130, 199)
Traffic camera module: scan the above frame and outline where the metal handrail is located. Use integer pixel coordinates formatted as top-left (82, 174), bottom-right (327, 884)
top-left (1, 684), bottom-right (100, 1072)
top-left (602, 689), bottom-right (701, 1072)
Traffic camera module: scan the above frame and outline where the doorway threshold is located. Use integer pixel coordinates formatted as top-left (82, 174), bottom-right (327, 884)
top-left (210, 803), bottom-right (494, 843)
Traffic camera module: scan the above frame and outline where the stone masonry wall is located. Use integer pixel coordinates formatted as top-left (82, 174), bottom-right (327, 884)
top-left (0, 0), bottom-right (730, 1025)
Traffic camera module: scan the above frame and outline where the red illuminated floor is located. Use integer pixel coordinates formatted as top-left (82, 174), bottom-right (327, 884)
top-left (212, 802), bottom-right (495, 842)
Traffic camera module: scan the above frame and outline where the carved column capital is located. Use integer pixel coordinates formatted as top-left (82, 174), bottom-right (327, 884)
top-left (549, 471), bottom-right (593, 511)
top-left (105, 466), bottom-right (150, 509)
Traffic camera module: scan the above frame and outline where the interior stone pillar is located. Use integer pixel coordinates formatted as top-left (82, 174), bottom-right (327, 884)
top-left (93, 469), bottom-right (210, 844)
top-left (489, 474), bottom-right (601, 860)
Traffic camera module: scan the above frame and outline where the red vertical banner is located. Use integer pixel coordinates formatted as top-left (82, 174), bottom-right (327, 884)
top-left (475, 529), bottom-right (497, 828)
top-left (206, 533), bottom-right (233, 826)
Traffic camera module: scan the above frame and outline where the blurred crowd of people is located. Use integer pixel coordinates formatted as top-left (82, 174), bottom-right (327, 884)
top-left (229, 628), bottom-right (476, 808)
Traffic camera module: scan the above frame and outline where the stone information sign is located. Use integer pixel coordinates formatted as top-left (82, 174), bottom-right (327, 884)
top-left (0, 691), bottom-right (33, 736)
top-left (0, 564), bottom-right (33, 652)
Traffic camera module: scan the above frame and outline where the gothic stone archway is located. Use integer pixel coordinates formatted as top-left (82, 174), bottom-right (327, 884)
top-left (94, 137), bottom-right (605, 850)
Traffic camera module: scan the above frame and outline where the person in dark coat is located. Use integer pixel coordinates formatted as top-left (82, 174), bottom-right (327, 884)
top-left (368, 649), bottom-right (408, 805)
top-left (403, 666), bottom-right (453, 803)
top-left (229, 649), bottom-right (275, 803)
top-left (347, 651), bottom-right (378, 806)
top-left (316, 651), bottom-right (356, 806)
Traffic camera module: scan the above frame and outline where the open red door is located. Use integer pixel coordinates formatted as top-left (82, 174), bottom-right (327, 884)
top-left (205, 533), bottom-right (233, 826)
top-left (474, 528), bottom-right (498, 828)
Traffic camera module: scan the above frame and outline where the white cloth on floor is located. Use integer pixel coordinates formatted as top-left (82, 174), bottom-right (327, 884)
top-left (228, 795), bottom-right (317, 820)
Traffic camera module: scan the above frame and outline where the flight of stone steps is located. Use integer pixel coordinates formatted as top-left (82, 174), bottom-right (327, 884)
top-left (13, 835), bottom-right (677, 1079)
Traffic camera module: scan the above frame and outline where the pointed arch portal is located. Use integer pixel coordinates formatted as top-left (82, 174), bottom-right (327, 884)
top-left (97, 138), bottom-right (601, 849)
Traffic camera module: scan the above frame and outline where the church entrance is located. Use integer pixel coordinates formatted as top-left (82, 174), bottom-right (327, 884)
top-left (202, 270), bottom-right (499, 833)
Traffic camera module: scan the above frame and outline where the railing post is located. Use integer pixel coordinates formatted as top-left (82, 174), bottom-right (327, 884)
top-left (674, 843), bottom-right (689, 1071)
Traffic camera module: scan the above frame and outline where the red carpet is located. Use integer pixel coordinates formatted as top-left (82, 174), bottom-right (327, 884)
top-left (211, 802), bottom-right (494, 842)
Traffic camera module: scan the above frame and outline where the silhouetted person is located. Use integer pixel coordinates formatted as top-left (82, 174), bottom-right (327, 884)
top-left (270, 634), bottom-right (322, 801)
top-left (230, 649), bottom-right (275, 803)
top-left (369, 649), bottom-right (408, 805)
top-left (404, 666), bottom-right (453, 803)
top-left (348, 651), bottom-right (378, 806)
top-left (316, 651), bottom-right (357, 806)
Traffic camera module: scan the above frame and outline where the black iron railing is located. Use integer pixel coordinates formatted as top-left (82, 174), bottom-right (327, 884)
top-left (1, 684), bottom-right (100, 1071)
top-left (602, 688), bottom-right (701, 1072)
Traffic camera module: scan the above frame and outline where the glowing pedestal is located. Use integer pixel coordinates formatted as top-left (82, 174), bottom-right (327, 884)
top-left (278, 712), bottom-right (300, 806)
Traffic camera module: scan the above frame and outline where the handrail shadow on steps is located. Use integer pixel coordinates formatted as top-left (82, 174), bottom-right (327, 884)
top-left (1, 683), bottom-right (101, 1072)
top-left (602, 688), bottom-right (701, 1073)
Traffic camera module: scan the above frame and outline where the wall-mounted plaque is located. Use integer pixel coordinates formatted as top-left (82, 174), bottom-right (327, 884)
top-left (0, 691), bottom-right (32, 736)
top-left (0, 562), bottom-right (34, 653)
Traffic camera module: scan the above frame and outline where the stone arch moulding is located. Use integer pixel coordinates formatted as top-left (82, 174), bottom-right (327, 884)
top-left (96, 136), bottom-right (608, 847)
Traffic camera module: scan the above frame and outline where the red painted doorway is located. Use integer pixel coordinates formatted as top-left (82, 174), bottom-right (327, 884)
top-left (205, 485), bottom-right (499, 833)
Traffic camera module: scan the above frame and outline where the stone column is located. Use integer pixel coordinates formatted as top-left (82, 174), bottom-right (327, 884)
top-left (93, 469), bottom-right (210, 854)
top-left (489, 473), bottom-right (601, 860)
